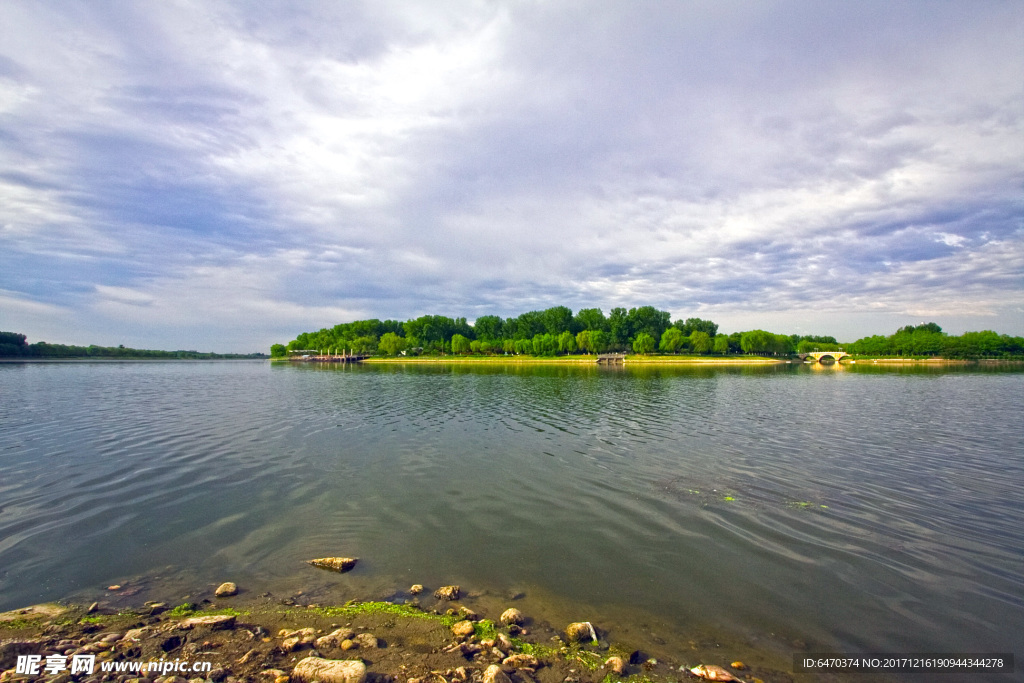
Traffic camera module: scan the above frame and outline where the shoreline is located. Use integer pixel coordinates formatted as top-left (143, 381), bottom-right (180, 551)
top-left (0, 586), bottom-right (836, 683)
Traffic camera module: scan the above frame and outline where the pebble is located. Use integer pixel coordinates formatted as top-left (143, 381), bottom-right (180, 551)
top-left (409, 585), bottom-right (423, 595)
top-left (481, 665), bottom-right (512, 683)
top-left (499, 608), bottom-right (523, 626)
top-left (215, 583), bottom-right (238, 597)
top-left (315, 628), bottom-right (355, 649)
top-left (730, 661), bottom-right (746, 670)
top-left (433, 585), bottom-right (460, 601)
top-left (502, 654), bottom-right (538, 669)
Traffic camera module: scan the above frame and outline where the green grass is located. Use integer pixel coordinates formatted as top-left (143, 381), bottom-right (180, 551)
top-left (312, 601), bottom-right (459, 627)
top-left (473, 619), bottom-right (497, 640)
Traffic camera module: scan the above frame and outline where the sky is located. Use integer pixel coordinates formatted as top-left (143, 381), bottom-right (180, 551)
top-left (1, 1), bottom-right (1022, 352)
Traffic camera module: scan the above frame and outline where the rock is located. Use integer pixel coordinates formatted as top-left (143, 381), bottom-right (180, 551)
top-left (499, 609), bottom-right (523, 626)
top-left (481, 665), bottom-right (512, 683)
top-left (307, 557), bottom-right (358, 573)
top-left (353, 633), bottom-right (379, 649)
top-left (689, 665), bottom-right (737, 681)
top-left (502, 654), bottom-right (538, 669)
top-left (495, 633), bottom-right (513, 653)
top-left (179, 615), bottom-right (236, 630)
top-left (730, 661), bottom-right (746, 670)
top-left (87, 602), bottom-right (99, 614)
top-left (451, 620), bottom-right (475, 638)
top-left (604, 657), bottom-right (626, 676)
top-left (564, 622), bottom-right (597, 643)
top-left (281, 628), bottom-right (317, 651)
top-left (433, 585), bottom-right (460, 601)
top-left (340, 639), bottom-right (357, 651)
top-left (291, 658), bottom-right (366, 683)
top-left (458, 606), bottom-right (478, 621)
top-left (315, 628), bottom-right (356, 649)
top-left (409, 585), bottom-right (423, 595)
top-left (215, 583), bottom-right (238, 597)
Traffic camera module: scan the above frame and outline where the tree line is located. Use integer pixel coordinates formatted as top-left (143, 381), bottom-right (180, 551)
top-left (272, 305), bottom-right (857, 358)
top-left (0, 332), bottom-right (267, 359)
top-left (275, 308), bottom-right (1024, 360)
top-left (846, 323), bottom-right (1024, 358)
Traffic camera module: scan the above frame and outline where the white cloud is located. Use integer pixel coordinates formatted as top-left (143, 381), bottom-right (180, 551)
top-left (0, 1), bottom-right (1021, 349)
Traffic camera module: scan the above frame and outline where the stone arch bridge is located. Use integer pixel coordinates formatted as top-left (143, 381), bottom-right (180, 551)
top-left (798, 351), bottom-right (850, 363)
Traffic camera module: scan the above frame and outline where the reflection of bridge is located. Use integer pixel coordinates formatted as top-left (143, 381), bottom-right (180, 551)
top-left (798, 351), bottom-right (850, 363)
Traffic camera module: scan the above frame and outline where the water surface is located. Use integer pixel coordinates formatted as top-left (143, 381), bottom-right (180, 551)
top-left (1, 360), bottom-right (1021, 676)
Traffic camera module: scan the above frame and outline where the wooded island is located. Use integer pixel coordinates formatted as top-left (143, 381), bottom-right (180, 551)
top-left (272, 307), bottom-right (1024, 360)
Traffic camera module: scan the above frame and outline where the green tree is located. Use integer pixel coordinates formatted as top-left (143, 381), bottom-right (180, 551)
top-left (378, 332), bottom-right (407, 356)
top-left (713, 334), bottom-right (730, 355)
top-left (473, 315), bottom-right (504, 340)
top-left (557, 330), bottom-right (577, 354)
top-left (541, 306), bottom-right (575, 335)
top-left (675, 317), bottom-right (719, 337)
top-left (659, 327), bottom-right (684, 353)
top-left (608, 307), bottom-right (631, 348)
top-left (270, 343), bottom-right (287, 358)
top-left (576, 330), bottom-right (592, 353)
top-left (532, 333), bottom-right (558, 356)
top-left (628, 306), bottom-right (671, 345)
top-left (690, 330), bottom-right (713, 354)
top-left (451, 333), bottom-right (471, 354)
top-left (351, 336), bottom-right (378, 354)
top-left (633, 332), bottom-right (655, 354)
top-left (573, 308), bottom-right (608, 331)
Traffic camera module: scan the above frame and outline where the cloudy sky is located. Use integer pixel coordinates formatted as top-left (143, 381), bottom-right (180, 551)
top-left (1, 1), bottom-right (1021, 352)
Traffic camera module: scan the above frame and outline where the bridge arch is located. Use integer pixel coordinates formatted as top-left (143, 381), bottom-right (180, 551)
top-left (804, 351), bottom-right (850, 363)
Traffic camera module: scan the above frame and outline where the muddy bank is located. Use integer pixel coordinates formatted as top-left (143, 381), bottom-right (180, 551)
top-left (0, 586), bottom-right (832, 683)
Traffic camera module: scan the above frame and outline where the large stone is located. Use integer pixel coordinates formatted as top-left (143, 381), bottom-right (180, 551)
top-left (564, 622), bottom-right (596, 643)
top-left (604, 657), bottom-right (626, 676)
top-left (307, 558), bottom-right (358, 573)
top-left (433, 585), bottom-right (460, 601)
top-left (291, 658), bottom-right (366, 683)
top-left (353, 633), bottom-right (379, 649)
top-left (215, 582), bottom-right (238, 597)
top-left (451, 621), bottom-right (475, 638)
top-left (499, 608), bottom-right (523, 626)
top-left (180, 615), bottom-right (236, 630)
top-left (481, 665), bottom-right (512, 683)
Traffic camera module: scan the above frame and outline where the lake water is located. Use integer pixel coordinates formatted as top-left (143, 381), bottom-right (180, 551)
top-left (1, 360), bottom-right (1022, 678)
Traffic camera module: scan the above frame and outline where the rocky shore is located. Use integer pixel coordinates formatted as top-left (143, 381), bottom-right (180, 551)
top-left (0, 592), bottom-right (793, 683)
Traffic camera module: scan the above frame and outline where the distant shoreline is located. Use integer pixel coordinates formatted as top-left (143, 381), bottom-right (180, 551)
top-left (0, 357), bottom-right (265, 363)
top-left (359, 355), bottom-right (789, 365)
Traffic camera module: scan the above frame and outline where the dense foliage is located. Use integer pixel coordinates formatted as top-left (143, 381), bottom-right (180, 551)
top-left (277, 311), bottom-right (1024, 360)
top-left (847, 323), bottom-right (1024, 358)
top-left (0, 332), bottom-right (267, 359)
